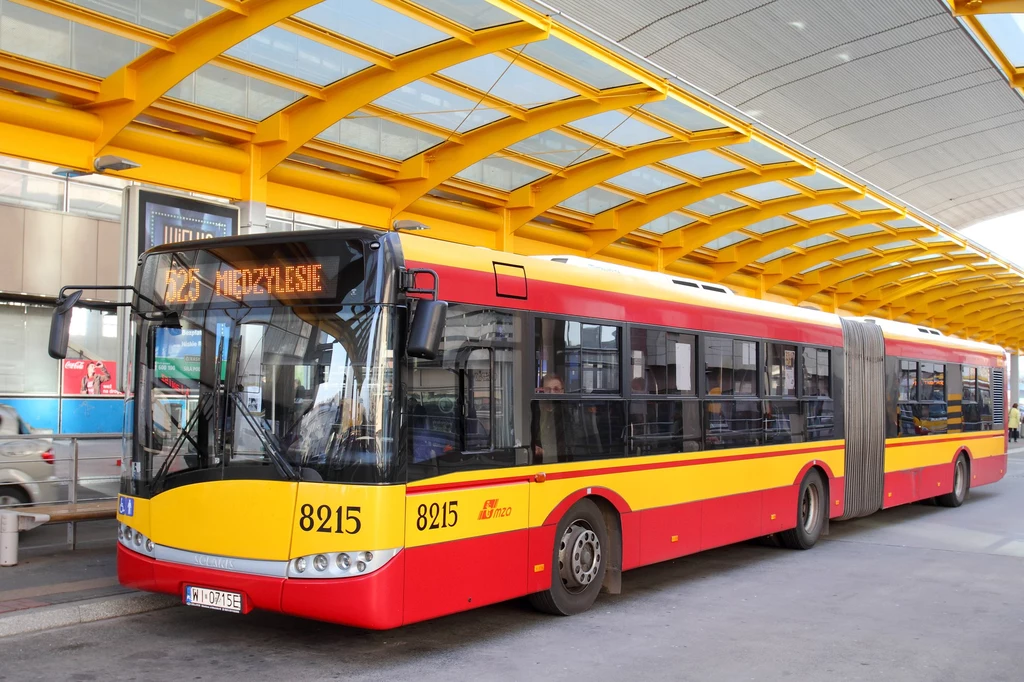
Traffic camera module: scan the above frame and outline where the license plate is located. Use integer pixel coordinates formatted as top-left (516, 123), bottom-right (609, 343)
top-left (184, 586), bottom-right (242, 613)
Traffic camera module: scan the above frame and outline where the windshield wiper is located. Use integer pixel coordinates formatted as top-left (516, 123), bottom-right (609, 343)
top-left (226, 390), bottom-right (297, 481)
top-left (151, 393), bottom-right (208, 493)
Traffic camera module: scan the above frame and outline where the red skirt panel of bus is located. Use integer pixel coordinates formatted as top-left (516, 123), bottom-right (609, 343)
top-left (882, 454), bottom-right (1007, 509)
top-left (117, 544), bottom-right (406, 630)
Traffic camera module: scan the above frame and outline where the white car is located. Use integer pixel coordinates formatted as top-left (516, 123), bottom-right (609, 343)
top-left (0, 405), bottom-right (60, 507)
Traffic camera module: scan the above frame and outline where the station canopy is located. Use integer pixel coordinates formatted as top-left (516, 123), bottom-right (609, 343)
top-left (1, 0), bottom-right (1023, 350)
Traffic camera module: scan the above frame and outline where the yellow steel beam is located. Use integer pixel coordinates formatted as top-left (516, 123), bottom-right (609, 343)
top-left (911, 288), bottom-right (1024, 326)
top-left (961, 310), bottom-right (1024, 339)
top-left (717, 214), bottom-right (915, 281)
top-left (0, 51), bottom-right (99, 103)
top-left (388, 84), bottom-right (666, 216)
top-left (507, 130), bottom-right (746, 232)
top-left (950, 0), bottom-right (1024, 15)
top-left (858, 269), bottom-right (991, 317)
top-left (898, 282), bottom-right (994, 317)
top-left (837, 256), bottom-right (984, 306)
top-left (586, 163), bottom-right (812, 255)
top-left (254, 21), bottom-right (549, 177)
top-left (659, 188), bottom-right (861, 265)
top-left (946, 301), bottom-right (1024, 334)
top-left (937, 292), bottom-right (1024, 329)
top-left (794, 244), bottom-right (961, 304)
top-left (88, 0), bottom-right (322, 151)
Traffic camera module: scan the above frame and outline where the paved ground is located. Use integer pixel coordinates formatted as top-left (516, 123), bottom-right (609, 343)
top-left (1, 452), bottom-right (1022, 682)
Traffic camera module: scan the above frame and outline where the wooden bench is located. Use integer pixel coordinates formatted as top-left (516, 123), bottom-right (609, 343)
top-left (29, 500), bottom-right (117, 524)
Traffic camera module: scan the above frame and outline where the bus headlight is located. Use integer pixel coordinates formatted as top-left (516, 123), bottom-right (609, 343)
top-left (118, 524), bottom-right (155, 558)
top-left (287, 548), bottom-right (400, 579)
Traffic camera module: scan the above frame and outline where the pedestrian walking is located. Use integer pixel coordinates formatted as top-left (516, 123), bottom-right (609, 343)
top-left (1009, 403), bottom-right (1020, 443)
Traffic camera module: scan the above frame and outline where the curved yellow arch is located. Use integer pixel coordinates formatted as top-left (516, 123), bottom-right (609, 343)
top-left (585, 163), bottom-right (813, 255)
top-left (796, 244), bottom-right (960, 304)
top-left (714, 213), bottom-right (912, 282)
top-left (91, 0), bottom-right (322, 151)
top-left (507, 130), bottom-right (745, 232)
top-left (254, 20), bottom-right (550, 176)
top-left (388, 84), bottom-right (665, 215)
top-left (837, 256), bottom-right (983, 307)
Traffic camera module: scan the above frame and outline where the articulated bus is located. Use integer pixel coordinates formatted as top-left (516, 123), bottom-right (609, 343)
top-left (49, 228), bottom-right (1007, 629)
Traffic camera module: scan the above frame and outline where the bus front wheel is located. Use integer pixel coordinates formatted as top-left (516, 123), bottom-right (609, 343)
top-left (779, 469), bottom-right (826, 550)
top-left (529, 498), bottom-right (609, 616)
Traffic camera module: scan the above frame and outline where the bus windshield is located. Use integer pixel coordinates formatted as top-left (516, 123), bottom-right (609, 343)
top-left (127, 238), bottom-right (397, 495)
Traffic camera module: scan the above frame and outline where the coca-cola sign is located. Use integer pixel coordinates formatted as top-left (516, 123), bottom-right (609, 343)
top-left (63, 360), bottom-right (119, 396)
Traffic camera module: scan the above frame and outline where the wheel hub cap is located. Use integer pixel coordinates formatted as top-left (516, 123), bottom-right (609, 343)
top-left (558, 523), bottom-right (601, 593)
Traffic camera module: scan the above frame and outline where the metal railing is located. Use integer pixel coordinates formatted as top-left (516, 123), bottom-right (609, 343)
top-left (0, 432), bottom-right (122, 549)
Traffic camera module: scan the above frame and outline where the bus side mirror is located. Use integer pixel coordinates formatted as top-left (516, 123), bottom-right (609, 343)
top-left (408, 299), bottom-right (447, 360)
top-left (48, 290), bottom-right (83, 359)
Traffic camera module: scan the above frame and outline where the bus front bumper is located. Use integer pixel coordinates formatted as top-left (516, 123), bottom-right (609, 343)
top-left (117, 543), bottom-right (406, 630)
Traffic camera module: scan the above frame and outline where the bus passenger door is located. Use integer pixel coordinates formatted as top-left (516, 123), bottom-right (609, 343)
top-left (403, 307), bottom-right (531, 624)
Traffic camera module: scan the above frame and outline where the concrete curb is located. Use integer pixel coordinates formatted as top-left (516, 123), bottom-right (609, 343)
top-left (0, 592), bottom-right (179, 638)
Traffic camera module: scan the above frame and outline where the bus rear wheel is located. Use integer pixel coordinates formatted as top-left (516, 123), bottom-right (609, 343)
top-left (779, 469), bottom-right (826, 550)
top-left (529, 498), bottom-right (608, 616)
top-left (936, 453), bottom-right (969, 508)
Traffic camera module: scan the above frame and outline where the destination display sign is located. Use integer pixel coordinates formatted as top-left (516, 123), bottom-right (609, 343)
top-left (156, 256), bottom-right (341, 307)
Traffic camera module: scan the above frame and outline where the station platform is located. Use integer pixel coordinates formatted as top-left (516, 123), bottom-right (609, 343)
top-left (0, 520), bottom-right (175, 638)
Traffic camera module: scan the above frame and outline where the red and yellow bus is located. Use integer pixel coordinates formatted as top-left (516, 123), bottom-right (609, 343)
top-left (51, 228), bottom-right (1006, 628)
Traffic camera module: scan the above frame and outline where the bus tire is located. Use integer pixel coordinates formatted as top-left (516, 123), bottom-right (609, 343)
top-left (936, 453), bottom-right (969, 508)
top-left (529, 498), bottom-right (609, 616)
top-left (778, 469), bottom-right (826, 550)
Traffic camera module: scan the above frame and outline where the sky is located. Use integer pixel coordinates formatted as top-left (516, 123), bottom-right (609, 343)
top-left (961, 209), bottom-right (1024, 268)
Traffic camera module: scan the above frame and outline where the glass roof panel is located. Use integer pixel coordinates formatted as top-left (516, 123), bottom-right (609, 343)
top-left (297, 0), bottom-right (447, 56)
top-left (559, 186), bottom-right (630, 214)
top-left (908, 253), bottom-right (944, 263)
top-left (440, 55), bottom-right (575, 107)
top-left (800, 261), bottom-right (833, 274)
top-left (792, 173), bottom-right (846, 191)
top-left (744, 216), bottom-right (793, 234)
top-left (606, 167), bottom-right (683, 195)
top-left (842, 196), bottom-right (888, 212)
top-left (794, 234), bottom-right (837, 249)
top-left (685, 195), bottom-right (745, 216)
top-left (225, 26), bottom-right (370, 87)
top-left (641, 99), bottom-right (724, 132)
top-left (639, 212), bottom-right (695, 235)
top-left (877, 240), bottom-right (917, 251)
top-left (704, 232), bottom-right (747, 251)
top-left (884, 218), bottom-right (923, 229)
top-left (790, 205), bottom-right (847, 221)
top-left (520, 38), bottom-right (637, 89)
top-left (836, 248), bottom-right (874, 262)
top-left (936, 265), bottom-right (969, 273)
top-left (568, 112), bottom-right (669, 146)
top-left (167, 65), bottom-right (300, 120)
top-left (921, 234), bottom-right (956, 244)
top-left (372, 80), bottom-right (505, 132)
top-left (507, 131), bottom-right (606, 167)
top-left (67, 0), bottom-right (218, 33)
top-left (976, 14), bottom-right (1024, 66)
top-left (664, 150), bottom-right (741, 178)
top-left (0, 3), bottom-right (145, 76)
top-left (724, 141), bottom-right (791, 165)
top-left (455, 155), bottom-right (547, 190)
top-left (318, 110), bottom-right (444, 160)
top-left (758, 248), bottom-right (794, 263)
top-left (410, 0), bottom-right (519, 30)
top-left (836, 223), bottom-right (883, 237)
top-left (734, 181), bottom-right (800, 202)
